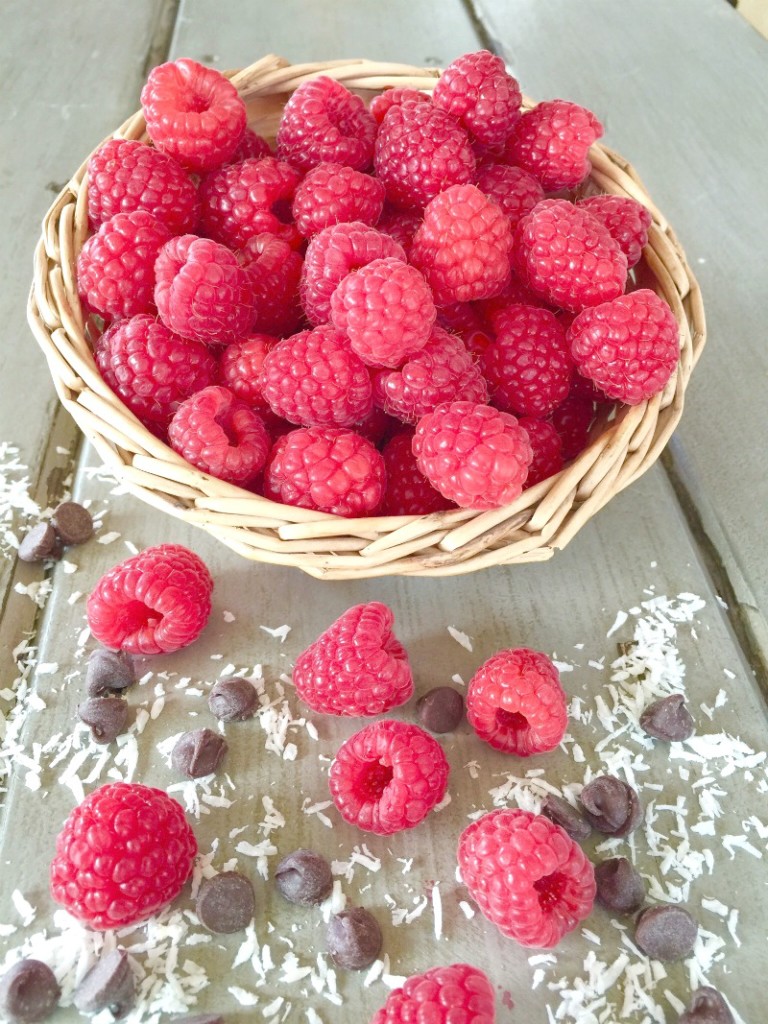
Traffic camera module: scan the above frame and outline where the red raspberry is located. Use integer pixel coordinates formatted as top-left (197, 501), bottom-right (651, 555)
top-left (328, 720), bottom-right (449, 835)
top-left (458, 808), bottom-right (596, 948)
top-left (238, 234), bottom-right (304, 337)
top-left (512, 199), bottom-right (627, 313)
top-left (436, 303), bottom-right (492, 359)
top-left (577, 195), bottom-right (653, 268)
top-left (373, 102), bottom-right (476, 211)
top-left (218, 334), bottom-right (277, 415)
top-left (301, 222), bottom-right (405, 325)
top-left (505, 100), bottom-right (603, 191)
top-left (95, 315), bottom-right (216, 429)
top-left (330, 258), bottom-right (436, 367)
top-left (261, 325), bottom-right (373, 427)
top-left (77, 211), bottom-right (171, 321)
top-left (50, 782), bottom-right (197, 929)
top-left (141, 58), bottom-right (246, 173)
top-left (350, 405), bottom-right (400, 447)
top-left (199, 157), bottom-right (302, 250)
top-left (229, 127), bottom-right (272, 163)
top-left (376, 204), bottom-right (422, 258)
top-left (519, 417), bottom-right (564, 487)
top-left (413, 401), bottom-right (532, 509)
top-left (292, 602), bottom-right (413, 716)
top-left (371, 963), bottom-right (495, 1024)
top-left (369, 87), bottom-right (431, 124)
top-left (550, 393), bottom-right (595, 460)
top-left (466, 648), bottom-right (568, 755)
top-left (168, 385), bottom-right (270, 485)
top-left (432, 50), bottom-right (522, 148)
top-left (474, 162), bottom-right (544, 229)
top-left (380, 432), bottom-right (455, 515)
top-left (292, 162), bottom-right (385, 239)
top-left (86, 543), bottom-right (213, 655)
top-left (411, 184), bottom-right (512, 305)
top-left (568, 289), bottom-right (679, 405)
top-left (264, 426), bottom-right (385, 517)
top-left (154, 234), bottom-right (254, 345)
top-left (86, 138), bottom-right (200, 234)
top-left (277, 76), bottom-right (377, 172)
top-left (477, 273), bottom-right (549, 328)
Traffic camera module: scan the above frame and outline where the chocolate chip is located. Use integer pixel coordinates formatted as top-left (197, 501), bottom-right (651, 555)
top-left (18, 523), bottom-right (58, 563)
top-left (208, 677), bottom-right (258, 722)
top-left (541, 795), bottom-right (592, 842)
top-left (679, 986), bottom-right (735, 1024)
top-left (580, 776), bottom-right (643, 836)
top-left (326, 907), bottom-right (382, 970)
top-left (172, 728), bottom-right (227, 778)
top-left (196, 872), bottom-right (255, 933)
top-left (640, 694), bottom-right (695, 742)
top-left (85, 648), bottom-right (137, 696)
top-left (275, 849), bottom-right (333, 905)
top-left (78, 696), bottom-right (129, 744)
top-left (594, 857), bottom-right (645, 914)
top-left (416, 686), bottom-right (464, 733)
top-left (0, 959), bottom-right (60, 1023)
top-left (51, 501), bottom-right (93, 545)
top-left (635, 904), bottom-right (698, 961)
top-left (173, 1016), bottom-right (225, 1024)
top-left (73, 948), bottom-right (135, 1017)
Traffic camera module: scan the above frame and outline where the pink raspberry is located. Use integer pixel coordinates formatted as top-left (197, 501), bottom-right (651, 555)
top-left (577, 195), bottom-right (653, 268)
top-left (371, 964), bottom-right (495, 1024)
top-left (413, 401), bottom-right (532, 509)
top-left (277, 76), bottom-right (377, 172)
top-left (292, 162), bottom-right (385, 238)
top-left (512, 199), bottom-right (627, 313)
top-left (292, 602), bottom-right (413, 716)
top-left (411, 184), bottom-right (512, 305)
top-left (141, 58), bottom-right (246, 173)
top-left (458, 808), bottom-right (596, 948)
top-left (77, 211), bottom-right (171, 321)
top-left (505, 100), bottom-right (603, 191)
top-left (477, 273), bottom-right (549, 328)
top-left (373, 102), bottom-right (476, 211)
top-left (519, 417), bottom-right (564, 487)
top-left (328, 720), bottom-right (449, 835)
top-left (432, 50), bottom-right (522, 148)
top-left (568, 289), bottom-right (679, 405)
top-left (550, 393), bottom-right (596, 461)
top-left (474, 162), bottom-right (544, 229)
top-left (229, 127), bottom-right (272, 163)
top-left (199, 157), bottom-right (302, 250)
top-left (380, 432), bottom-right (455, 515)
top-left (369, 87), bottom-right (431, 124)
top-left (264, 426), bottom-right (385, 517)
top-left (376, 204), bottom-right (422, 258)
top-left (238, 234), bottom-right (304, 337)
top-left (350, 405), bottom-right (400, 447)
top-left (218, 334), bottom-right (277, 416)
top-left (154, 234), bottom-right (254, 345)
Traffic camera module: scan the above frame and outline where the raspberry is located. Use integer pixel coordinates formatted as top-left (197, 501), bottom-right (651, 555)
top-left (292, 163), bottom-right (385, 238)
top-left (276, 76), bottom-right (377, 172)
top-left (292, 602), bottom-right (413, 716)
top-left (373, 327), bottom-right (488, 424)
top-left (371, 964), bottom-right (495, 1024)
top-left (263, 426), bottom-right (385, 517)
top-left (199, 157), bottom-right (302, 250)
top-left (512, 199), bottom-right (627, 313)
top-left (86, 138), bottom-right (200, 234)
top-left (380, 432), bottom-right (455, 515)
top-left (229, 127), bottom-right (272, 163)
top-left (369, 87), bottom-right (431, 124)
top-left (373, 102), bottom-right (475, 211)
top-left (350, 405), bottom-right (400, 447)
top-left (457, 808), bottom-right (596, 948)
top-left (481, 305), bottom-right (572, 417)
top-left (432, 50), bottom-right (522, 148)
top-left (413, 401), bottom-right (532, 509)
top-left (301, 222), bottom-right (406, 325)
top-left (77, 211), bottom-right (171, 321)
top-left (474, 161), bottom-right (544, 229)
top-left (466, 648), bottom-right (568, 755)
top-left (261, 325), bottom-right (373, 427)
top-left (436, 305), bottom-right (493, 360)
top-left (330, 258), bottom-right (435, 367)
top-left (218, 334), bottom-right (277, 415)
top-left (238, 234), bottom-right (304, 337)
top-left (95, 315), bottom-right (216, 429)
top-left (549, 393), bottom-right (595, 460)
top-left (50, 782), bottom-right (197, 929)
top-left (519, 417), bottom-right (564, 486)
top-left (376, 205), bottom-right (422, 258)
top-left (328, 720), bottom-right (449, 835)
top-left (577, 195), bottom-right (652, 268)
top-left (141, 58), bottom-right (246, 173)
top-left (168, 385), bottom-right (270, 485)
top-left (505, 100), bottom-right (603, 191)
top-left (411, 184), bottom-right (512, 305)
top-left (86, 543), bottom-right (213, 655)
top-left (477, 273), bottom-right (549, 328)
top-left (154, 234), bottom-right (254, 345)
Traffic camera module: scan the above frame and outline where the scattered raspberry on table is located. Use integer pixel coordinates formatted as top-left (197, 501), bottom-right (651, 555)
top-left (370, 963), bottom-right (496, 1024)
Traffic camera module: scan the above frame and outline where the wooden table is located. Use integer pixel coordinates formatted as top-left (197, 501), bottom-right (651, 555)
top-left (1, 2), bottom-right (766, 1022)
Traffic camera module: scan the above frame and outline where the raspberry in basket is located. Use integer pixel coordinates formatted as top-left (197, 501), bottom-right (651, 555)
top-left (380, 432), bottom-right (455, 516)
top-left (292, 162), bottom-right (385, 238)
top-left (371, 963), bottom-right (495, 1024)
top-left (376, 204), bottom-right (422, 258)
top-left (141, 58), bottom-right (246, 173)
top-left (505, 99), bottom-right (603, 192)
top-left (457, 808), bottom-right (596, 948)
top-left (50, 782), bottom-right (197, 929)
top-left (518, 417), bottom-right (564, 487)
top-left (369, 87), bottom-right (431, 124)
top-left (577, 194), bottom-right (653, 269)
top-left (218, 334), bottom-right (277, 416)
top-left (550, 392), bottom-right (596, 461)
top-left (238, 234), bottom-right (304, 338)
top-left (432, 50), bottom-right (522, 149)
top-left (86, 543), bottom-right (213, 655)
top-left (229, 126), bottom-right (272, 163)
top-left (292, 602), bottom-right (414, 716)
top-left (474, 161), bottom-right (544, 230)
top-left (328, 719), bottom-right (449, 835)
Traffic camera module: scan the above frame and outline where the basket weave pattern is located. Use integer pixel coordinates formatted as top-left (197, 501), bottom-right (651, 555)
top-left (28, 55), bottom-right (706, 579)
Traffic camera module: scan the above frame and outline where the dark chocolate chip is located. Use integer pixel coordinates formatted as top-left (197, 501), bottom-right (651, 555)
top-left (679, 986), bottom-right (735, 1024)
top-left (85, 648), bottom-right (137, 696)
top-left (326, 907), bottom-right (382, 970)
top-left (172, 728), bottom-right (227, 779)
top-left (580, 776), bottom-right (644, 836)
top-left (78, 696), bottom-right (129, 744)
top-left (275, 849), bottom-right (333, 905)
top-left (541, 795), bottom-right (592, 842)
top-left (640, 694), bottom-right (695, 742)
top-left (18, 523), bottom-right (58, 564)
top-left (208, 678), bottom-right (258, 722)
top-left (634, 904), bottom-right (698, 962)
top-left (416, 686), bottom-right (464, 733)
top-left (51, 501), bottom-right (94, 546)
top-left (196, 872), bottom-right (255, 934)
top-left (594, 857), bottom-right (645, 914)
top-left (0, 958), bottom-right (60, 1023)
top-left (173, 1016), bottom-right (225, 1024)
top-left (73, 948), bottom-right (135, 1017)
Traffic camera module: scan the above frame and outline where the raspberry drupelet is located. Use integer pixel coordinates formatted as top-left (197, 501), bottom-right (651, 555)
top-left (277, 76), bottom-right (377, 172)
top-left (371, 963), bottom-right (496, 1024)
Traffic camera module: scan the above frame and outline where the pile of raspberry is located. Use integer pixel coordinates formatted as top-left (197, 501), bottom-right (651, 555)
top-left (82, 51), bottom-right (677, 517)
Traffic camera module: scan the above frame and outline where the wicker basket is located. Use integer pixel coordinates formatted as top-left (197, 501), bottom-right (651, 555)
top-left (28, 54), bottom-right (705, 580)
